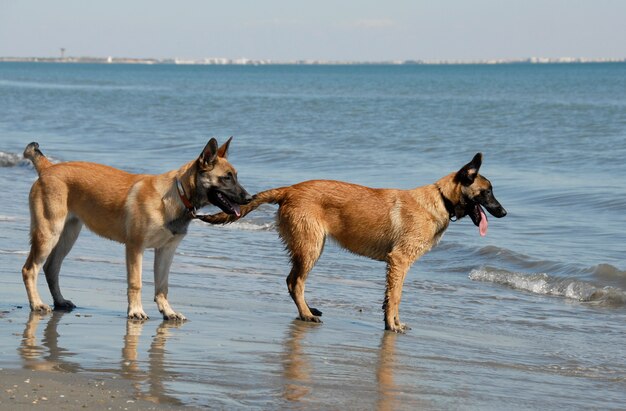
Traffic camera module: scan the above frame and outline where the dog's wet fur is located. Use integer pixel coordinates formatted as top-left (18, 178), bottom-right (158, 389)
top-left (203, 153), bottom-right (506, 332)
top-left (21, 139), bottom-right (251, 321)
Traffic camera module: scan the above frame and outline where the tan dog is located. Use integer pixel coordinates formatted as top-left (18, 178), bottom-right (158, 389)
top-left (22, 139), bottom-right (251, 320)
top-left (203, 153), bottom-right (506, 332)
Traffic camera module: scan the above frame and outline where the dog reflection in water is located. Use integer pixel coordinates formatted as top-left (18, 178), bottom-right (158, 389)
top-left (19, 311), bottom-right (80, 372)
top-left (18, 312), bottom-right (182, 406)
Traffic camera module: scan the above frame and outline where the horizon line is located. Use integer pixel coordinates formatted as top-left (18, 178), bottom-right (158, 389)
top-left (1, 55), bottom-right (625, 66)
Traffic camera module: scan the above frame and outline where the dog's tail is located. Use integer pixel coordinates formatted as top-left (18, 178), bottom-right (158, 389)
top-left (200, 187), bottom-right (289, 224)
top-left (23, 142), bottom-right (53, 175)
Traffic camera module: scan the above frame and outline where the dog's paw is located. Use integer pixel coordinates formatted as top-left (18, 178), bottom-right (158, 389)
top-left (54, 300), bottom-right (76, 311)
top-left (31, 303), bottom-right (52, 313)
top-left (163, 312), bottom-right (186, 322)
top-left (395, 322), bottom-right (411, 332)
top-left (128, 310), bottom-right (149, 321)
top-left (385, 323), bottom-right (409, 334)
top-left (299, 315), bottom-right (323, 323)
top-left (309, 307), bottom-right (323, 317)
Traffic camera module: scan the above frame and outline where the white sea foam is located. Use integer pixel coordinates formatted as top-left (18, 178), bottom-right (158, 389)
top-left (195, 219), bottom-right (275, 232)
top-left (0, 151), bottom-right (29, 168)
top-left (469, 268), bottom-right (626, 307)
top-left (0, 249), bottom-right (28, 255)
top-left (0, 150), bottom-right (60, 168)
top-left (221, 221), bottom-right (275, 231)
top-left (0, 79), bottom-right (153, 92)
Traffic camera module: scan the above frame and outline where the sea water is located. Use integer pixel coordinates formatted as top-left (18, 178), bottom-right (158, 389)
top-left (1, 62), bottom-right (625, 409)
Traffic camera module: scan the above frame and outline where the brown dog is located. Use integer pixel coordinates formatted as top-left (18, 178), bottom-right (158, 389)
top-left (22, 138), bottom-right (251, 320)
top-left (203, 153), bottom-right (506, 332)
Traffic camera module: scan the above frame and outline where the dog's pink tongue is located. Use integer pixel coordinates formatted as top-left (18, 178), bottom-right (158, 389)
top-left (479, 205), bottom-right (488, 237)
top-left (233, 204), bottom-right (241, 218)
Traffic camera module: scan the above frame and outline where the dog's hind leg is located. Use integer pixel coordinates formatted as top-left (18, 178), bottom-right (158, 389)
top-left (43, 216), bottom-right (82, 310)
top-left (283, 224), bottom-right (325, 323)
top-left (22, 248), bottom-right (53, 313)
top-left (383, 249), bottom-right (414, 333)
top-left (286, 258), bottom-right (321, 322)
top-left (22, 183), bottom-right (67, 313)
top-left (153, 237), bottom-right (186, 321)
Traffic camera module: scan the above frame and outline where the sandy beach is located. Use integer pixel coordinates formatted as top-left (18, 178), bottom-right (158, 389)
top-left (0, 275), bottom-right (429, 410)
top-left (1, 368), bottom-right (182, 410)
top-left (0, 302), bottom-right (188, 410)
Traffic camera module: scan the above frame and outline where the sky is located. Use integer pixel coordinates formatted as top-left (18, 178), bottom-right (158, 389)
top-left (1, 0), bottom-right (625, 61)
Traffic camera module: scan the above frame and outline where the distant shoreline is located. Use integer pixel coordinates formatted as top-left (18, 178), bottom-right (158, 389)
top-left (1, 56), bottom-right (625, 66)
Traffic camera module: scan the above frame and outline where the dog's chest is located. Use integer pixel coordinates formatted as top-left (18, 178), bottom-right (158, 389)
top-left (166, 216), bottom-right (191, 236)
top-left (142, 218), bottom-right (190, 248)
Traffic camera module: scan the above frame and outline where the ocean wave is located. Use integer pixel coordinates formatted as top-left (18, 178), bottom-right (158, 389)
top-left (592, 263), bottom-right (626, 277)
top-left (195, 219), bottom-right (275, 232)
top-left (0, 249), bottom-right (28, 255)
top-left (591, 263), bottom-right (626, 289)
top-left (468, 245), bottom-right (591, 277)
top-left (0, 79), bottom-right (158, 92)
top-left (469, 268), bottom-right (626, 307)
top-left (511, 186), bottom-right (626, 212)
top-left (73, 256), bottom-right (125, 265)
top-left (0, 150), bottom-right (60, 168)
top-left (0, 151), bottom-right (30, 167)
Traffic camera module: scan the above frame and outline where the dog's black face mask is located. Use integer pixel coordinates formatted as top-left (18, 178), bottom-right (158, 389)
top-left (463, 185), bottom-right (507, 236)
top-left (455, 153), bottom-right (507, 236)
top-left (196, 137), bottom-right (252, 217)
top-left (206, 172), bottom-right (252, 217)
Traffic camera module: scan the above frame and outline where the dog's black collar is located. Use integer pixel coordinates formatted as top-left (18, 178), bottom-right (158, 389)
top-left (437, 186), bottom-right (457, 222)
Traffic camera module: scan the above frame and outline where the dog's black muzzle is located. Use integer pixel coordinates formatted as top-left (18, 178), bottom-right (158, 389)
top-left (467, 191), bottom-right (506, 231)
top-left (482, 201), bottom-right (507, 218)
top-left (478, 190), bottom-right (507, 218)
top-left (207, 185), bottom-right (252, 217)
top-left (241, 190), bottom-right (253, 204)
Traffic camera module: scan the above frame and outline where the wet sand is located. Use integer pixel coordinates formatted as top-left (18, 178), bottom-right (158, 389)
top-left (1, 368), bottom-right (181, 410)
top-left (0, 273), bottom-right (429, 410)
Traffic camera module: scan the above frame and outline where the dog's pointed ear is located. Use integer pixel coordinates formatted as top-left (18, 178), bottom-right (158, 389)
top-left (199, 138), bottom-right (219, 168)
top-left (217, 136), bottom-right (233, 159)
top-left (455, 153), bottom-right (483, 185)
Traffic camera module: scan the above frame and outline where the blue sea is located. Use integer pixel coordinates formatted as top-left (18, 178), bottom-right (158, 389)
top-left (1, 62), bottom-right (625, 409)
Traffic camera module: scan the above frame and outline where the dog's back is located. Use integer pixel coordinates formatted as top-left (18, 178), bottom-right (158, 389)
top-left (27, 156), bottom-right (146, 243)
top-left (276, 180), bottom-right (436, 261)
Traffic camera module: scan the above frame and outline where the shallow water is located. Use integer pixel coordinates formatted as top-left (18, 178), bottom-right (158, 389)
top-left (1, 62), bottom-right (625, 409)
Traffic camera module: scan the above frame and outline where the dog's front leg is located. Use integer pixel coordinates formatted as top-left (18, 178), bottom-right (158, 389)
top-left (126, 245), bottom-right (148, 320)
top-left (383, 250), bottom-right (413, 333)
top-left (154, 238), bottom-right (186, 321)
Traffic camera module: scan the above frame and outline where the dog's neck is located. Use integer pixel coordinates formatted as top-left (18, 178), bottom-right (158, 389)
top-left (169, 162), bottom-right (217, 228)
top-left (174, 161), bottom-right (203, 213)
top-left (437, 185), bottom-right (457, 221)
top-left (158, 175), bottom-right (194, 236)
top-left (435, 184), bottom-right (458, 221)
top-left (176, 177), bottom-right (197, 217)
top-left (434, 174), bottom-right (465, 222)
